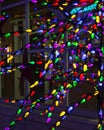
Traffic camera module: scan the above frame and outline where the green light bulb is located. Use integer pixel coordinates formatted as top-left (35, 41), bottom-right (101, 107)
top-left (73, 81), bottom-right (77, 87)
top-left (101, 47), bottom-right (104, 54)
top-left (31, 104), bottom-right (35, 109)
top-left (4, 32), bottom-right (11, 38)
top-left (67, 41), bottom-right (71, 46)
top-left (55, 58), bottom-right (59, 63)
top-left (10, 121), bottom-right (15, 126)
top-left (48, 112), bottom-right (52, 118)
top-left (17, 108), bottom-right (22, 115)
top-left (32, 37), bottom-right (38, 40)
top-left (51, 127), bottom-right (55, 130)
top-left (72, 42), bottom-right (78, 46)
top-left (91, 33), bottom-right (95, 39)
top-left (81, 99), bottom-right (86, 104)
top-left (41, 2), bottom-right (47, 6)
top-left (100, 76), bottom-right (103, 82)
top-left (61, 34), bottom-right (64, 39)
top-left (29, 61), bottom-right (35, 65)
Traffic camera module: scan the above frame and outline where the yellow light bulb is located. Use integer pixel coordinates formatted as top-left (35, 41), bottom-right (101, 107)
top-left (73, 63), bottom-right (77, 69)
top-left (88, 30), bottom-right (92, 34)
top-left (96, 16), bottom-right (100, 23)
top-left (62, 2), bottom-right (68, 6)
top-left (56, 121), bottom-right (61, 126)
top-left (52, 89), bottom-right (56, 95)
top-left (24, 112), bottom-right (29, 118)
top-left (32, 101), bottom-right (36, 105)
top-left (8, 70), bottom-right (12, 72)
top-left (7, 55), bottom-right (13, 63)
top-left (94, 91), bottom-right (99, 96)
top-left (75, 28), bottom-right (79, 33)
top-left (55, 101), bottom-right (59, 106)
top-left (45, 110), bottom-right (48, 113)
top-left (83, 64), bottom-right (88, 72)
top-left (13, 68), bottom-right (16, 71)
top-left (59, 6), bottom-right (64, 10)
top-left (11, 100), bottom-right (16, 103)
top-left (25, 29), bottom-right (32, 33)
top-left (87, 51), bottom-right (90, 56)
top-left (30, 81), bottom-right (39, 88)
top-left (47, 18), bottom-right (50, 22)
top-left (45, 60), bottom-right (52, 70)
top-left (66, 84), bottom-right (71, 88)
top-left (97, 123), bottom-right (101, 129)
top-left (86, 78), bottom-right (89, 81)
top-left (98, 70), bottom-right (101, 76)
top-left (69, 26), bottom-right (73, 30)
top-left (71, 14), bottom-right (76, 19)
top-left (59, 111), bottom-right (66, 117)
top-left (49, 24), bottom-right (56, 29)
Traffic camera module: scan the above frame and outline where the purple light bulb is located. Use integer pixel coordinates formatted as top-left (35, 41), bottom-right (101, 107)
top-left (5, 127), bottom-right (10, 130)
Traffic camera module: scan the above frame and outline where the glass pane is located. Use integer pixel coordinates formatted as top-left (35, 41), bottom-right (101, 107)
top-left (1, 0), bottom-right (22, 7)
top-left (0, 4), bottom-right (25, 99)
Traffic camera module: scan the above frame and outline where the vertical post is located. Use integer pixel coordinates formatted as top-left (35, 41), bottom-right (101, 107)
top-left (64, 31), bottom-right (69, 107)
top-left (24, 0), bottom-right (30, 96)
top-left (14, 22), bottom-right (21, 99)
top-left (44, 52), bottom-right (50, 104)
top-left (97, 18), bottom-right (104, 129)
top-left (25, 0), bottom-right (30, 44)
top-left (0, 2), bottom-right (1, 97)
top-left (44, 42), bottom-right (52, 104)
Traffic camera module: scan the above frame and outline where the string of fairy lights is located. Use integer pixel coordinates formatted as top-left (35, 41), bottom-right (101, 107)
top-left (0, 0), bottom-right (104, 130)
